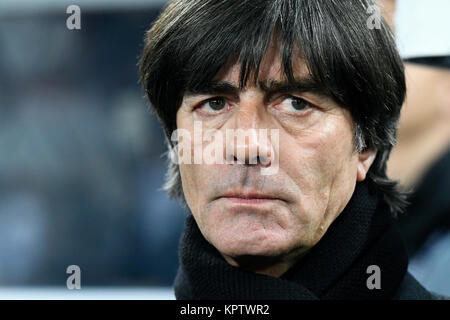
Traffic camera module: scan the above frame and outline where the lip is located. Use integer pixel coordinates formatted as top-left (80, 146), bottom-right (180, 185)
top-left (218, 192), bottom-right (282, 204)
top-left (222, 197), bottom-right (279, 205)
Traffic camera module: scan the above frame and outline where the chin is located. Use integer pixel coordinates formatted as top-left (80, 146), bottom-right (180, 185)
top-left (212, 231), bottom-right (291, 258)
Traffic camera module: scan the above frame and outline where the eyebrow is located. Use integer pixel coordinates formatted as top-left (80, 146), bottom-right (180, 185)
top-left (185, 77), bottom-right (323, 98)
top-left (186, 81), bottom-right (239, 97)
top-left (258, 78), bottom-right (322, 95)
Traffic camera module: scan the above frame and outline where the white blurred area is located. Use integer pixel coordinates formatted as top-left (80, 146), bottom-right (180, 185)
top-left (0, 287), bottom-right (175, 300)
top-left (395, 0), bottom-right (450, 59)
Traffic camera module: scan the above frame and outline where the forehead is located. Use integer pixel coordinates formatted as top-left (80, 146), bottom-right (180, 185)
top-left (213, 44), bottom-right (310, 84)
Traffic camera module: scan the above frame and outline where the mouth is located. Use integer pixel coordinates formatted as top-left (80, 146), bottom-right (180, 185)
top-left (218, 192), bottom-right (282, 205)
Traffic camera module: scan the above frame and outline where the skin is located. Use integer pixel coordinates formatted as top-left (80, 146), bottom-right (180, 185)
top-left (176, 45), bottom-right (376, 277)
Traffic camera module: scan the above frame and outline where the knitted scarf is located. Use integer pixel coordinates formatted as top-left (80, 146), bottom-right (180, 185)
top-left (174, 181), bottom-right (408, 300)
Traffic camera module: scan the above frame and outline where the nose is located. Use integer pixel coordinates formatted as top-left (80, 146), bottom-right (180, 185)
top-left (225, 98), bottom-right (273, 167)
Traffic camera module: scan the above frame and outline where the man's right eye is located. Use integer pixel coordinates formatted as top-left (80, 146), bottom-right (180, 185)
top-left (205, 98), bottom-right (226, 111)
top-left (195, 97), bottom-right (229, 114)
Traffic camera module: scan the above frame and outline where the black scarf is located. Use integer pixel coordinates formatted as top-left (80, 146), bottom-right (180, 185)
top-left (174, 182), bottom-right (408, 300)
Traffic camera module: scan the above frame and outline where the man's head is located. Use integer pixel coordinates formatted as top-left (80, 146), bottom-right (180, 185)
top-left (140, 0), bottom-right (406, 274)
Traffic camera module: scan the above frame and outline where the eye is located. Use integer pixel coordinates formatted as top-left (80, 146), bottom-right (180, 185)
top-left (271, 96), bottom-right (316, 118)
top-left (194, 97), bottom-right (230, 115)
top-left (281, 97), bottom-right (311, 111)
top-left (205, 98), bottom-right (227, 111)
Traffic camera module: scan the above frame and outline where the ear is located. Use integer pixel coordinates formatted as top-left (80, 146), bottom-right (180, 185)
top-left (356, 149), bottom-right (377, 182)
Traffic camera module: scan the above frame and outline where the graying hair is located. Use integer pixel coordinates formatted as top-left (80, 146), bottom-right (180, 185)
top-left (140, 0), bottom-right (408, 215)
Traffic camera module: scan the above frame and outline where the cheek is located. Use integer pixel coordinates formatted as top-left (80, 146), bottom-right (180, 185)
top-left (179, 163), bottom-right (210, 217)
top-left (178, 164), bottom-right (196, 209)
top-left (279, 116), bottom-right (358, 218)
top-left (282, 121), bottom-right (354, 188)
top-left (176, 111), bottom-right (200, 212)
top-left (279, 136), bottom-right (332, 238)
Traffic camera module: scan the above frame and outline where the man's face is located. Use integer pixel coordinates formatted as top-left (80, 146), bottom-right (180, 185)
top-left (176, 46), bottom-right (375, 269)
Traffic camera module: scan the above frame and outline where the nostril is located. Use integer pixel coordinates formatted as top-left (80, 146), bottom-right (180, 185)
top-left (233, 154), bottom-right (249, 165)
top-left (231, 154), bottom-right (269, 166)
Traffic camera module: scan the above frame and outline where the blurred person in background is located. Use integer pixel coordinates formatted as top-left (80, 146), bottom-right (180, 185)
top-left (382, 0), bottom-right (450, 295)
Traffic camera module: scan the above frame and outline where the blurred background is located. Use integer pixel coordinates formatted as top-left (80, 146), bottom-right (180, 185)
top-left (0, 0), bottom-right (185, 298)
top-left (382, 0), bottom-right (450, 297)
top-left (0, 0), bottom-right (448, 299)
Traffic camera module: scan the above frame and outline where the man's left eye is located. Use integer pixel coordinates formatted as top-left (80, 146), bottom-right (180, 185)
top-left (279, 97), bottom-right (311, 112)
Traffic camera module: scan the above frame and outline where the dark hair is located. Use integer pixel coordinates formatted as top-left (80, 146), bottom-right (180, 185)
top-left (139, 0), bottom-right (407, 215)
